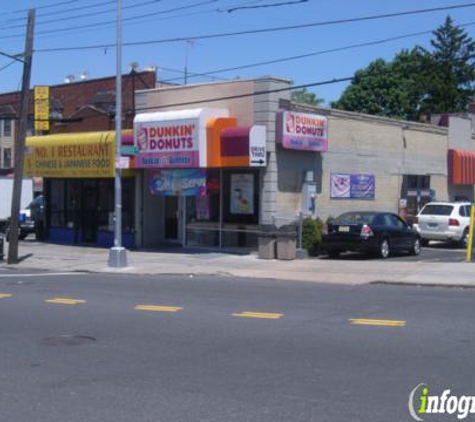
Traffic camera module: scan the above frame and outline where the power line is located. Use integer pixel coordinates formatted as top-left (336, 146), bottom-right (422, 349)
top-left (0, 49), bottom-right (24, 63)
top-left (0, 60), bottom-right (19, 73)
top-left (0, 0), bottom-right (167, 31)
top-left (0, 0), bottom-right (218, 39)
top-left (134, 77), bottom-right (353, 113)
top-left (0, 1), bottom-right (114, 28)
top-left (9, 0), bottom-right (78, 15)
top-left (34, 2), bottom-right (475, 52)
top-left (5, 48), bottom-right (474, 121)
top-left (158, 65), bottom-right (230, 81)
top-left (160, 20), bottom-right (475, 83)
top-left (3, 75), bottom-right (352, 123)
top-left (219, 0), bottom-right (307, 13)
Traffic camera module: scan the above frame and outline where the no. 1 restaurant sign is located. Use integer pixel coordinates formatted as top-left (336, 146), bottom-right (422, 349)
top-left (134, 108), bottom-right (228, 169)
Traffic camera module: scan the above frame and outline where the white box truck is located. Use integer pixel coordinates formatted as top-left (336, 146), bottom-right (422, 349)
top-left (0, 177), bottom-right (34, 234)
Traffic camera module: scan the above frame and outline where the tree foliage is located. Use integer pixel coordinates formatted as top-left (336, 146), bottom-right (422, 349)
top-left (423, 16), bottom-right (475, 114)
top-left (291, 88), bottom-right (324, 106)
top-left (333, 16), bottom-right (475, 120)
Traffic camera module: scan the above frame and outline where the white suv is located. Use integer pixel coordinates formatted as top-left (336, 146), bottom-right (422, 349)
top-left (413, 202), bottom-right (472, 247)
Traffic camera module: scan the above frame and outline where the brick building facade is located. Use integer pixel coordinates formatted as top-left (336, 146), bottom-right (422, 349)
top-left (0, 70), bottom-right (156, 169)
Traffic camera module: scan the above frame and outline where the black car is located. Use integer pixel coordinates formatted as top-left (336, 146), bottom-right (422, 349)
top-left (322, 211), bottom-right (421, 259)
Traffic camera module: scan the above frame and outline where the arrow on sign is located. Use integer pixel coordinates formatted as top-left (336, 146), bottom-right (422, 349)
top-left (251, 159), bottom-right (265, 165)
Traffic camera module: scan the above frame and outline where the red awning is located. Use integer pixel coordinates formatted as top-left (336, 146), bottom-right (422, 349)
top-left (448, 149), bottom-right (475, 185)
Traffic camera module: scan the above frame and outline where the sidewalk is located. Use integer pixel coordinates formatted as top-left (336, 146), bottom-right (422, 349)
top-left (1, 240), bottom-right (475, 287)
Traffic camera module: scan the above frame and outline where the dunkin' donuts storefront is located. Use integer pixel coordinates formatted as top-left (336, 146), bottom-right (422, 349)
top-left (134, 108), bottom-right (267, 249)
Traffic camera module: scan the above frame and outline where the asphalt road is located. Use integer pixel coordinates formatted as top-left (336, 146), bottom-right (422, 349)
top-left (0, 270), bottom-right (474, 422)
top-left (321, 243), bottom-right (467, 262)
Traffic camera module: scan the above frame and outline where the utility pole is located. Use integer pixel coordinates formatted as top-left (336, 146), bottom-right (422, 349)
top-left (108, 0), bottom-right (127, 267)
top-left (8, 9), bottom-right (35, 264)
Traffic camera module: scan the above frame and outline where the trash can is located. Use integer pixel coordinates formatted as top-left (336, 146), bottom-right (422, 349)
top-left (276, 225), bottom-right (297, 260)
top-left (0, 232), bottom-right (4, 261)
top-left (257, 225), bottom-right (277, 260)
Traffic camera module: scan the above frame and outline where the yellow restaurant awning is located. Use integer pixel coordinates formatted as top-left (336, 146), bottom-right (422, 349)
top-left (25, 132), bottom-right (116, 178)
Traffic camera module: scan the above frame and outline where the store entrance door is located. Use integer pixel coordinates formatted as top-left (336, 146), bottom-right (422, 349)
top-left (164, 196), bottom-right (183, 244)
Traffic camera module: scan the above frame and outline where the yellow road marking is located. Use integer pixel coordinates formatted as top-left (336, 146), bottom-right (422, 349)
top-left (232, 311), bottom-right (283, 320)
top-left (349, 318), bottom-right (406, 327)
top-left (45, 298), bottom-right (86, 305)
top-left (0, 293), bottom-right (12, 299)
top-left (135, 305), bottom-right (182, 313)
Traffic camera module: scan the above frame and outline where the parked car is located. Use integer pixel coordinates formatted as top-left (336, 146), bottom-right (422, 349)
top-left (413, 202), bottom-right (472, 247)
top-left (323, 211), bottom-right (420, 259)
top-left (5, 195), bottom-right (44, 241)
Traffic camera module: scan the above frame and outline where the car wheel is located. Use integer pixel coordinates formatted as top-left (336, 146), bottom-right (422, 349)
top-left (409, 237), bottom-right (421, 256)
top-left (327, 249), bottom-right (341, 258)
top-left (420, 239), bottom-right (429, 247)
top-left (379, 239), bottom-right (390, 259)
top-left (19, 232), bottom-right (27, 241)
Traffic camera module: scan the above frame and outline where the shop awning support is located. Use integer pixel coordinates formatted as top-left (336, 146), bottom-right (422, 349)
top-left (108, 0), bottom-right (127, 268)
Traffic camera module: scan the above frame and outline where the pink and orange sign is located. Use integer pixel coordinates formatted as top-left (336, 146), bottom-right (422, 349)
top-left (134, 108), bottom-right (229, 169)
top-left (135, 120), bottom-right (200, 168)
top-left (277, 110), bottom-right (328, 151)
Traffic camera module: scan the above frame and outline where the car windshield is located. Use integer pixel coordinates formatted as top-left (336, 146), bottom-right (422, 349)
top-left (333, 212), bottom-right (377, 225)
top-left (420, 205), bottom-right (453, 216)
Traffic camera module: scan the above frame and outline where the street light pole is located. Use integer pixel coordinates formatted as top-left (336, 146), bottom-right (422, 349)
top-left (108, 0), bottom-right (127, 268)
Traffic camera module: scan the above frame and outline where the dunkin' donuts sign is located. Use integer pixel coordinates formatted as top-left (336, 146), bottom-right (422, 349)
top-left (277, 110), bottom-right (328, 151)
top-left (135, 119), bottom-right (199, 168)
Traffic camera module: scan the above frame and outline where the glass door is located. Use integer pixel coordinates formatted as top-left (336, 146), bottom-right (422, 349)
top-left (164, 196), bottom-right (179, 242)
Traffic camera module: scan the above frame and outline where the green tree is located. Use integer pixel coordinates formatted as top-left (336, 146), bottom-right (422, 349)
top-left (332, 50), bottom-right (427, 120)
top-left (291, 88), bottom-right (324, 106)
top-left (422, 16), bottom-right (475, 114)
top-left (333, 17), bottom-right (475, 119)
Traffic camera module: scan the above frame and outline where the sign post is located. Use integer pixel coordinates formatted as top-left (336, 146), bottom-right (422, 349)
top-left (466, 205), bottom-right (474, 262)
top-left (108, 0), bottom-right (127, 268)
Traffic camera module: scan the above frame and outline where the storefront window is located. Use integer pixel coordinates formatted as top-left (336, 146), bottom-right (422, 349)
top-left (65, 181), bottom-right (81, 230)
top-left (122, 178), bottom-right (135, 233)
top-left (49, 180), bottom-right (65, 228)
top-left (47, 178), bottom-right (135, 242)
top-left (98, 180), bottom-right (114, 231)
top-left (222, 170), bottom-right (259, 248)
top-left (401, 175), bottom-right (431, 224)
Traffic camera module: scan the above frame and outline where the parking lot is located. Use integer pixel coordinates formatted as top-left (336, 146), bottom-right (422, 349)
top-left (321, 242), bottom-right (468, 263)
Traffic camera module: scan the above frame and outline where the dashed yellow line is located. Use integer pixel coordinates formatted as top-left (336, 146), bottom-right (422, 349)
top-left (349, 318), bottom-right (406, 327)
top-left (135, 305), bottom-right (182, 313)
top-left (45, 298), bottom-right (86, 305)
top-left (232, 311), bottom-right (283, 320)
top-left (0, 293), bottom-right (12, 299)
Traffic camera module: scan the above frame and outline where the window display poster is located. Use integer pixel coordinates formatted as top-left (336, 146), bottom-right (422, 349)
top-left (330, 173), bottom-right (375, 199)
top-left (230, 173), bottom-right (254, 215)
top-left (195, 196), bottom-right (210, 220)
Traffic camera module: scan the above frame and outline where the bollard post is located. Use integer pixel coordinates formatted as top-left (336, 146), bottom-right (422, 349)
top-left (467, 205), bottom-right (474, 262)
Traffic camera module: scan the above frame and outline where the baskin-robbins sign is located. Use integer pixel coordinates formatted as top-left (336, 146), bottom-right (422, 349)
top-left (276, 109), bottom-right (328, 151)
top-left (330, 173), bottom-right (375, 199)
top-left (134, 108), bottom-right (229, 169)
top-left (149, 169), bottom-right (207, 196)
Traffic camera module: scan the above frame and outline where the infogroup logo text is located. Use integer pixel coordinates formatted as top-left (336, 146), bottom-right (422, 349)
top-left (409, 383), bottom-right (475, 420)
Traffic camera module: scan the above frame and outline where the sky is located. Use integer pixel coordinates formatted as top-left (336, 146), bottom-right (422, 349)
top-left (0, 0), bottom-right (475, 105)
